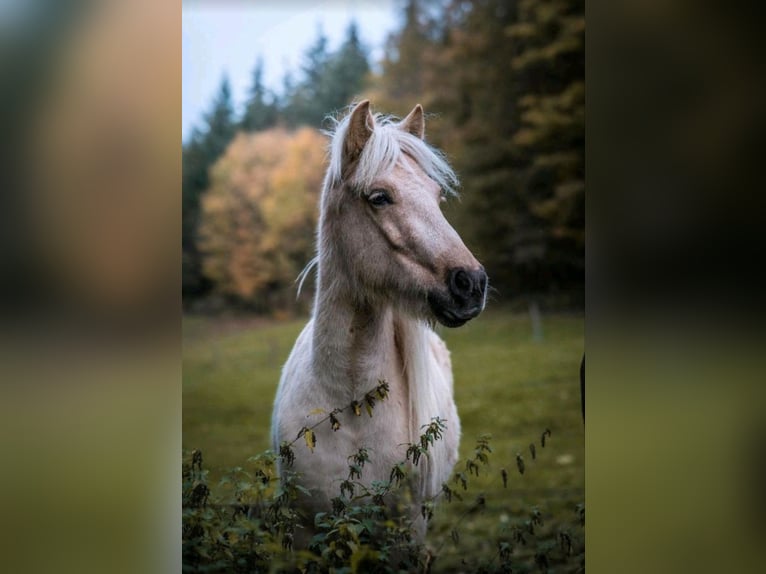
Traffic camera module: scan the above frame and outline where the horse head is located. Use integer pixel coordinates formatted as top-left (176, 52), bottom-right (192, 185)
top-left (321, 100), bottom-right (487, 327)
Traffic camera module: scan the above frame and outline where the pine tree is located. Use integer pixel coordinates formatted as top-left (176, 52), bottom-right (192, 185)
top-left (302, 27), bottom-right (330, 88)
top-left (182, 128), bottom-right (211, 298)
top-left (327, 21), bottom-right (370, 106)
top-left (182, 75), bottom-right (238, 301)
top-left (283, 24), bottom-right (371, 128)
top-left (508, 0), bottom-right (585, 298)
top-left (378, 0), bottom-right (432, 107)
top-left (283, 27), bottom-right (332, 127)
top-left (202, 75), bottom-right (237, 159)
top-left (240, 57), bottom-right (277, 132)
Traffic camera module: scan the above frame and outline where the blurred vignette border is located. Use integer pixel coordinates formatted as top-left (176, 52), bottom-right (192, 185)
top-left (589, 0), bottom-right (766, 572)
top-left (1, 1), bottom-right (180, 573)
top-left (1, 0), bottom-right (766, 572)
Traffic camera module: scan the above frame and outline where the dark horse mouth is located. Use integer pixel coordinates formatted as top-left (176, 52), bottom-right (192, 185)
top-left (427, 292), bottom-right (482, 328)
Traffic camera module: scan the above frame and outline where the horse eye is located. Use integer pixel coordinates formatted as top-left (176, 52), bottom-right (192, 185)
top-left (368, 190), bottom-right (392, 207)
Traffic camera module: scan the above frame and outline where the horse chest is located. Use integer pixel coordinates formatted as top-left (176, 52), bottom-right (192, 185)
top-left (315, 378), bottom-right (411, 465)
top-left (286, 377), bottom-right (423, 498)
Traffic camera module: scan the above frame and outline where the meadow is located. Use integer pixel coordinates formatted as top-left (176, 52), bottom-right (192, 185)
top-left (183, 308), bottom-right (584, 571)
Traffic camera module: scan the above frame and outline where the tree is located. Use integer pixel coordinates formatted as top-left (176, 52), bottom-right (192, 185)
top-left (202, 75), bottom-right (237, 158)
top-left (375, 0), bottom-right (434, 111)
top-left (182, 128), bottom-right (211, 297)
top-left (182, 75), bottom-right (238, 300)
top-left (507, 0), bottom-right (585, 297)
top-left (282, 23), bottom-right (371, 128)
top-left (197, 128), bottom-right (327, 312)
top-left (282, 27), bottom-right (332, 127)
top-left (240, 57), bottom-right (278, 132)
top-left (326, 21), bottom-right (370, 108)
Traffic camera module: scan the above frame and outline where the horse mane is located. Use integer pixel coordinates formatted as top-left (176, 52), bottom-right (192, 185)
top-left (323, 104), bottom-right (460, 196)
top-left (396, 314), bottom-right (452, 497)
top-left (295, 255), bottom-right (318, 297)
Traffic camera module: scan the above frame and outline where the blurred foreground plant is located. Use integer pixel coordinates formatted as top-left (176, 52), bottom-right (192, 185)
top-left (183, 382), bottom-right (583, 573)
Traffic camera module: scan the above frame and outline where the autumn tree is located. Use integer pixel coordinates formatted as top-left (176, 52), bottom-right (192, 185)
top-left (197, 128), bottom-right (326, 313)
top-left (185, 25), bottom-right (373, 308)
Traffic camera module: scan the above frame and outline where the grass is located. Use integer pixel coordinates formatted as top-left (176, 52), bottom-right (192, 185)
top-left (183, 307), bottom-right (584, 571)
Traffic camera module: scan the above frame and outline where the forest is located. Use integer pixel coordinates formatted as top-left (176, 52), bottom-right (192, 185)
top-left (182, 0), bottom-right (584, 314)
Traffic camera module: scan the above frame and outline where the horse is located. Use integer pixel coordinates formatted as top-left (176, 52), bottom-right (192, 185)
top-left (270, 100), bottom-right (488, 543)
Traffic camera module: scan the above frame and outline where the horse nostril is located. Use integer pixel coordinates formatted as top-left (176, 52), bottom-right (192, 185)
top-left (457, 271), bottom-right (471, 291)
top-left (449, 268), bottom-right (474, 299)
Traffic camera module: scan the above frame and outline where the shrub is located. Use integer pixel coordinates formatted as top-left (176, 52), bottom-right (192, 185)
top-left (182, 382), bottom-right (584, 573)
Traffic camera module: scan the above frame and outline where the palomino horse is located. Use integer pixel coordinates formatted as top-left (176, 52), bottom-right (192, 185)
top-left (271, 100), bottom-right (487, 541)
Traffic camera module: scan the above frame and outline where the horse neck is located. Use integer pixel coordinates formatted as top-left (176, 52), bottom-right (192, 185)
top-left (311, 245), bottom-right (395, 397)
top-left (312, 241), bottom-right (436, 444)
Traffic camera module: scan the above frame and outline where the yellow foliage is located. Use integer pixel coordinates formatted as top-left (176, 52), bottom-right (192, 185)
top-left (198, 128), bottom-right (327, 308)
top-left (303, 429), bottom-right (316, 453)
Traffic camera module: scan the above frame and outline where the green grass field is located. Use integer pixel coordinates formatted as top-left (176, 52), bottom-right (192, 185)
top-left (183, 308), bottom-right (584, 571)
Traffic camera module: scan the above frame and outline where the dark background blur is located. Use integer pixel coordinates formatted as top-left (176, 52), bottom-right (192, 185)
top-left (1, 0), bottom-right (766, 572)
top-left (1, 1), bottom-right (179, 573)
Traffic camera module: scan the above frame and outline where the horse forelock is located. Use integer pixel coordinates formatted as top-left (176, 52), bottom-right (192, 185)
top-left (323, 107), bottom-right (460, 198)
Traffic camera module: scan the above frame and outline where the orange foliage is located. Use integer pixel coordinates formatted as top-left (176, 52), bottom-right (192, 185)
top-left (198, 128), bottom-right (326, 308)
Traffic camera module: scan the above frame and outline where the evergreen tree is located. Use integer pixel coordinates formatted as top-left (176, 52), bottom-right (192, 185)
top-left (182, 128), bottom-right (210, 298)
top-left (278, 70), bottom-right (295, 121)
top-left (240, 57), bottom-right (277, 132)
top-left (182, 75), bottom-right (238, 301)
top-left (379, 0), bottom-right (432, 106)
top-left (508, 0), bottom-right (585, 298)
top-left (283, 23), bottom-right (370, 128)
top-left (302, 27), bottom-right (330, 88)
top-left (327, 21), bottom-right (370, 106)
top-left (283, 27), bottom-right (332, 127)
top-left (202, 75), bottom-right (237, 159)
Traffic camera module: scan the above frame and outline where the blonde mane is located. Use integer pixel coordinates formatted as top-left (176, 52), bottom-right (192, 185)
top-left (323, 105), bottom-right (460, 195)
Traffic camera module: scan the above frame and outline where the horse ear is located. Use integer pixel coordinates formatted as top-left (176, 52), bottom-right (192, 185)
top-left (343, 100), bottom-right (374, 174)
top-left (399, 104), bottom-right (425, 139)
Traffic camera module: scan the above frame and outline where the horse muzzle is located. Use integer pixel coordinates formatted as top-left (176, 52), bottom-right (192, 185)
top-left (428, 266), bottom-right (488, 327)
